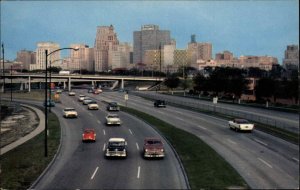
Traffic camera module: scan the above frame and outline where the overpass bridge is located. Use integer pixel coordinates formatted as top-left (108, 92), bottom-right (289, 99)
top-left (0, 74), bottom-right (165, 92)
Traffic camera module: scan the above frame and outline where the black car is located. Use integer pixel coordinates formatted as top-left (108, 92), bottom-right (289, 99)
top-left (154, 100), bottom-right (166, 108)
top-left (107, 102), bottom-right (120, 111)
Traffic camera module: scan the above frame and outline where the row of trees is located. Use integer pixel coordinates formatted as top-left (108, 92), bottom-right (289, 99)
top-left (164, 67), bottom-right (299, 104)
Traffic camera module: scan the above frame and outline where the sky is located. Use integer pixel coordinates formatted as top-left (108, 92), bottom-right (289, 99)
top-left (1, 0), bottom-right (299, 64)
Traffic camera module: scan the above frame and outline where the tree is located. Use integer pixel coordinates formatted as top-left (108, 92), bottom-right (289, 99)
top-left (255, 77), bottom-right (276, 102)
top-left (192, 73), bottom-right (209, 94)
top-left (164, 75), bottom-right (180, 92)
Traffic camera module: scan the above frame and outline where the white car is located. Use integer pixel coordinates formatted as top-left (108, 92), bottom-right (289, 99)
top-left (83, 97), bottom-right (93, 105)
top-left (106, 114), bottom-right (121, 126)
top-left (78, 95), bottom-right (86, 102)
top-left (88, 101), bottom-right (99, 110)
top-left (105, 138), bottom-right (127, 158)
top-left (228, 118), bottom-right (254, 132)
top-left (68, 91), bottom-right (76, 96)
top-left (63, 108), bottom-right (78, 118)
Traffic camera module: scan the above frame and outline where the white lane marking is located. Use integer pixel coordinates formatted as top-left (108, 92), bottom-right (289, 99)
top-left (89, 113), bottom-right (93, 116)
top-left (90, 167), bottom-right (99, 180)
top-left (197, 125), bottom-right (207, 130)
top-left (103, 144), bottom-right (106, 151)
top-left (137, 166), bottom-right (141, 179)
top-left (258, 157), bottom-right (273, 168)
top-left (178, 118), bottom-right (184, 121)
top-left (292, 157), bottom-right (299, 162)
top-left (227, 138), bottom-right (237, 145)
top-left (136, 143), bottom-right (139, 150)
top-left (129, 129), bottom-right (133, 135)
top-left (103, 129), bottom-right (106, 135)
top-left (254, 138), bottom-right (268, 146)
top-left (97, 120), bottom-right (101, 124)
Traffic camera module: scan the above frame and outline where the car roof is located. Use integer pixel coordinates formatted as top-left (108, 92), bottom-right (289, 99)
top-left (107, 114), bottom-right (118, 116)
top-left (109, 138), bottom-right (125, 142)
top-left (84, 128), bottom-right (95, 132)
top-left (144, 137), bottom-right (162, 141)
top-left (64, 107), bottom-right (75, 110)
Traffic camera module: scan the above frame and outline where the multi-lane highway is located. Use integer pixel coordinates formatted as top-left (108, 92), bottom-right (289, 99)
top-left (33, 92), bottom-right (188, 189)
top-left (96, 90), bottom-right (299, 189)
top-left (32, 89), bottom-right (299, 189)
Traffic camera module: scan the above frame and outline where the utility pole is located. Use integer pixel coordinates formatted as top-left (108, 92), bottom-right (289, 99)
top-left (2, 43), bottom-right (5, 93)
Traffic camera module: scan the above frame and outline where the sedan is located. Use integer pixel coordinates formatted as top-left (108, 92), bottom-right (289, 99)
top-left (68, 91), bottom-right (76, 96)
top-left (63, 107), bottom-right (78, 118)
top-left (78, 95), bottom-right (86, 102)
top-left (44, 100), bottom-right (55, 107)
top-left (106, 114), bottom-right (121, 126)
top-left (83, 97), bottom-right (93, 105)
top-left (82, 129), bottom-right (96, 142)
top-left (228, 118), bottom-right (254, 132)
top-left (88, 101), bottom-right (99, 110)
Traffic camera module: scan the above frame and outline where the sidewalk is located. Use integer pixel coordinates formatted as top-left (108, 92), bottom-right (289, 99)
top-left (0, 104), bottom-right (45, 155)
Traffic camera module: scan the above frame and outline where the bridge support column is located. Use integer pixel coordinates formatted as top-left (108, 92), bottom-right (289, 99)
top-left (1, 84), bottom-right (3, 92)
top-left (121, 79), bottom-right (124, 89)
top-left (63, 81), bottom-right (66, 89)
top-left (68, 77), bottom-right (71, 92)
top-left (28, 76), bottom-right (31, 92)
top-left (20, 82), bottom-right (24, 91)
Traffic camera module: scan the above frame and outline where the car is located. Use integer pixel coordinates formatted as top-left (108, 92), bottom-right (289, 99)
top-left (82, 97), bottom-right (93, 105)
top-left (44, 100), bottom-right (55, 107)
top-left (78, 95), bottom-right (86, 102)
top-left (105, 114), bottom-right (121, 126)
top-left (88, 88), bottom-right (94, 93)
top-left (93, 88), bottom-right (102, 94)
top-left (68, 91), bottom-right (76, 96)
top-left (105, 138), bottom-right (127, 158)
top-left (82, 129), bottom-right (96, 142)
top-left (63, 107), bottom-right (78, 118)
top-left (106, 102), bottom-right (120, 111)
top-left (228, 118), bottom-right (254, 132)
top-left (88, 101), bottom-right (99, 110)
top-left (154, 100), bottom-right (166, 108)
top-left (56, 89), bottom-right (62, 94)
top-left (143, 138), bottom-right (165, 158)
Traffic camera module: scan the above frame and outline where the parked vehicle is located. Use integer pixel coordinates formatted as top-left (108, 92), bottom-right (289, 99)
top-left (228, 118), bottom-right (254, 132)
top-left (107, 102), bottom-right (120, 111)
top-left (82, 129), bottom-right (96, 142)
top-left (143, 138), bottom-right (165, 158)
top-left (105, 138), bottom-right (127, 158)
top-left (154, 100), bottom-right (166, 108)
top-left (63, 107), bottom-right (78, 118)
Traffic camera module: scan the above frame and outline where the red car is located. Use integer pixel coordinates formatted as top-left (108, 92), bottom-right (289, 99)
top-left (143, 138), bottom-right (165, 158)
top-left (82, 129), bottom-right (96, 142)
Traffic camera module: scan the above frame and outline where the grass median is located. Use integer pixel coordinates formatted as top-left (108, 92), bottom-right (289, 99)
top-left (0, 112), bottom-right (60, 189)
top-left (121, 106), bottom-right (249, 189)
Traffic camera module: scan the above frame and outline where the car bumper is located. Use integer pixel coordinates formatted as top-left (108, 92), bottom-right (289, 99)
top-left (65, 114), bottom-right (78, 118)
top-left (144, 152), bottom-right (165, 158)
top-left (106, 152), bottom-right (126, 157)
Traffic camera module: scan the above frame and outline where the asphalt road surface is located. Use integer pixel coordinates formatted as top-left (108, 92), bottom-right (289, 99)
top-left (96, 90), bottom-right (299, 189)
top-left (33, 92), bottom-right (188, 189)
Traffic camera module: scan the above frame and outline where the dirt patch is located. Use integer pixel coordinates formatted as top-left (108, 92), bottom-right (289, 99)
top-left (0, 107), bottom-right (39, 148)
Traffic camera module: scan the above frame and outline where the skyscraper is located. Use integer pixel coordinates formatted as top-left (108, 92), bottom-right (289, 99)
top-left (16, 50), bottom-right (36, 71)
top-left (283, 45), bottom-right (299, 70)
top-left (133, 24), bottom-right (171, 64)
top-left (94, 25), bottom-right (119, 72)
top-left (32, 42), bottom-right (60, 71)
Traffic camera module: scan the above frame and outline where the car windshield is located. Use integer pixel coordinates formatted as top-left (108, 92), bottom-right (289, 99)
top-left (64, 108), bottom-right (75, 111)
top-left (80, 95), bottom-right (85, 97)
top-left (146, 140), bottom-right (162, 145)
top-left (89, 101), bottom-right (97, 104)
top-left (107, 115), bottom-right (119, 118)
top-left (110, 102), bottom-right (118, 106)
top-left (108, 141), bottom-right (125, 147)
top-left (84, 130), bottom-right (94, 134)
top-left (236, 119), bottom-right (249, 124)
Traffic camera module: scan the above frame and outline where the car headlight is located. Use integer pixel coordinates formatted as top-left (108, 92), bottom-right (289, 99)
top-left (145, 149), bottom-right (148, 152)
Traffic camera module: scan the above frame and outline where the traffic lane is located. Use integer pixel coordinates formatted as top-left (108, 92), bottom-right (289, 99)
top-left (104, 91), bottom-right (299, 161)
top-left (62, 90), bottom-right (188, 189)
top-left (102, 92), bottom-right (299, 189)
top-left (139, 91), bottom-right (299, 129)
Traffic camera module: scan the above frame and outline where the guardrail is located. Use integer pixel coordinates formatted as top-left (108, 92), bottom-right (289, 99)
top-left (131, 91), bottom-right (298, 134)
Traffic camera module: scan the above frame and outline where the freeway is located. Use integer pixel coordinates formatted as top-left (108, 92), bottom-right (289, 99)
top-left (97, 91), bottom-right (299, 189)
top-left (33, 92), bottom-right (188, 189)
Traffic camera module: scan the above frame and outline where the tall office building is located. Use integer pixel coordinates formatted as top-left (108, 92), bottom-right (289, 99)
top-left (111, 42), bottom-right (133, 70)
top-left (187, 35), bottom-right (212, 66)
top-left (283, 45), bottom-right (299, 70)
top-left (94, 25), bottom-right (119, 72)
top-left (32, 42), bottom-right (60, 70)
top-left (133, 24), bottom-right (171, 64)
top-left (16, 50), bottom-right (36, 71)
top-left (70, 44), bottom-right (93, 72)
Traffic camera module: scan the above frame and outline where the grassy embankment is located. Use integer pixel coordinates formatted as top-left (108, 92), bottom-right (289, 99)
top-left (121, 106), bottom-right (249, 189)
top-left (0, 91), bottom-right (61, 189)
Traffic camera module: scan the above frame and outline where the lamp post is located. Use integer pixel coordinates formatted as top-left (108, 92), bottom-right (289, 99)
top-left (2, 43), bottom-right (5, 93)
top-left (10, 65), bottom-right (12, 102)
top-left (44, 47), bottom-right (78, 157)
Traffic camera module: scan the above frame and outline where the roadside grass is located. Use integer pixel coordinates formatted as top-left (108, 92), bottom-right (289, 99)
top-left (0, 112), bottom-right (60, 189)
top-left (121, 106), bottom-right (249, 189)
top-left (0, 90), bottom-right (45, 101)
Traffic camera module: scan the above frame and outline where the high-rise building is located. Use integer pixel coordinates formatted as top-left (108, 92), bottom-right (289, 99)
top-left (16, 50), bottom-right (36, 71)
top-left (111, 42), bottom-right (133, 70)
top-left (133, 24), bottom-right (171, 64)
top-left (187, 35), bottom-right (212, 66)
top-left (70, 44), bottom-right (93, 72)
top-left (31, 42), bottom-right (60, 71)
top-left (238, 55), bottom-right (278, 70)
top-left (283, 45), bottom-right (299, 70)
top-left (94, 25), bottom-right (119, 72)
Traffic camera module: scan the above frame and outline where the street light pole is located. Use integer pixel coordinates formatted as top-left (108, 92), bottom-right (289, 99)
top-left (2, 43), bottom-right (5, 93)
top-left (10, 65), bottom-right (12, 102)
top-left (44, 47), bottom-right (78, 157)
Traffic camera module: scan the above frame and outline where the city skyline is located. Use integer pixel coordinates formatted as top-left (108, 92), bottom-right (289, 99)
top-left (1, 1), bottom-right (299, 63)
